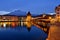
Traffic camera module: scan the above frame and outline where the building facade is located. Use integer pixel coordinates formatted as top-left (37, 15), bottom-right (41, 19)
top-left (55, 5), bottom-right (60, 22)
top-left (0, 15), bottom-right (19, 27)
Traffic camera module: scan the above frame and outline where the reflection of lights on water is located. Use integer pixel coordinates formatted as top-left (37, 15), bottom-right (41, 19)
top-left (3, 23), bottom-right (6, 27)
top-left (12, 23), bottom-right (15, 27)
top-left (27, 27), bottom-right (31, 31)
top-left (21, 22), bottom-right (23, 26)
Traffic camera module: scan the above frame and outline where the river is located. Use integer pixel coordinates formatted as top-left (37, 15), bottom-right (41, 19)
top-left (0, 26), bottom-right (47, 40)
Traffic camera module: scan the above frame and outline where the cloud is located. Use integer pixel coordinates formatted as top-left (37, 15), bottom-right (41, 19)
top-left (0, 11), bottom-right (10, 15)
top-left (48, 13), bottom-right (56, 15)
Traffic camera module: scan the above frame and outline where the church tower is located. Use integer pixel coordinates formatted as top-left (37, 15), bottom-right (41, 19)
top-left (55, 5), bottom-right (60, 22)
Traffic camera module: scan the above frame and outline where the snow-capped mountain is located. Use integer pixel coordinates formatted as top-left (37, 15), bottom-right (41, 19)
top-left (5, 10), bottom-right (27, 16)
top-left (0, 10), bottom-right (55, 16)
top-left (4, 10), bottom-right (40, 16)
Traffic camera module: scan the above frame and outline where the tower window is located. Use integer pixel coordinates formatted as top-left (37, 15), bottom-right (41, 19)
top-left (57, 13), bottom-right (59, 14)
top-left (57, 9), bottom-right (59, 11)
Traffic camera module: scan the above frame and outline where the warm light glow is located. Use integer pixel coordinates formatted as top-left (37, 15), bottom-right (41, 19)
top-left (49, 17), bottom-right (52, 19)
top-left (3, 23), bottom-right (6, 27)
top-left (43, 15), bottom-right (46, 17)
top-left (25, 15), bottom-right (32, 28)
top-left (26, 16), bottom-right (31, 21)
top-left (25, 21), bottom-right (31, 28)
top-left (12, 22), bottom-right (16, 27)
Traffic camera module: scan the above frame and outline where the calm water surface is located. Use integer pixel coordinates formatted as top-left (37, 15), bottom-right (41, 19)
top-left (0, 26), bottom-right (47, 40)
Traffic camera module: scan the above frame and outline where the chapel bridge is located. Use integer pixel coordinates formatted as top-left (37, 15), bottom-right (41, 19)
top-left (0, 17), bottom-right (51, 35)
top-left (31, 17), bottom-right (51, 35)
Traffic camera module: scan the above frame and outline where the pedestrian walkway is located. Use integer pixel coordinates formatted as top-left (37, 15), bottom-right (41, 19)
top-left (47, 22), bottom-right (60, 40)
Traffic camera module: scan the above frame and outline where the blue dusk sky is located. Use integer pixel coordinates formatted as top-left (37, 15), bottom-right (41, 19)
top-left (0, 0), bottom-right (60, 15)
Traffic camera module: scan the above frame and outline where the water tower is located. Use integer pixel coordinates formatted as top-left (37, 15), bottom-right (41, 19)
top-left (25, 11), bottom-right (32, 30)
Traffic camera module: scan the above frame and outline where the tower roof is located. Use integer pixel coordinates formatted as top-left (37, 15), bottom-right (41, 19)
top-left (55, 5), bottom-right (60, 10)
top-left (27, 11), bottom-right (31, 16)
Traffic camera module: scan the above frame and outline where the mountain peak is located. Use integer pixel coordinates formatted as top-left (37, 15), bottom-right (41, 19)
top-left (5, 10), bottom-right (26, 16)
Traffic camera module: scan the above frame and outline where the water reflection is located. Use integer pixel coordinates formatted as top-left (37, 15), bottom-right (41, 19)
top-left (0, 26), bottom-right (47, 40)
top-left (0, 19), bottom-right (48, 40)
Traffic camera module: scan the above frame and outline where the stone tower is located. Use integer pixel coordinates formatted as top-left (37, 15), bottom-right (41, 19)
top-left (55, 5), bottom-right (60, 22)
top-left (47, 5), bottom-right (60, 40)
top-left (26, 11), bottom-right (32, 28)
